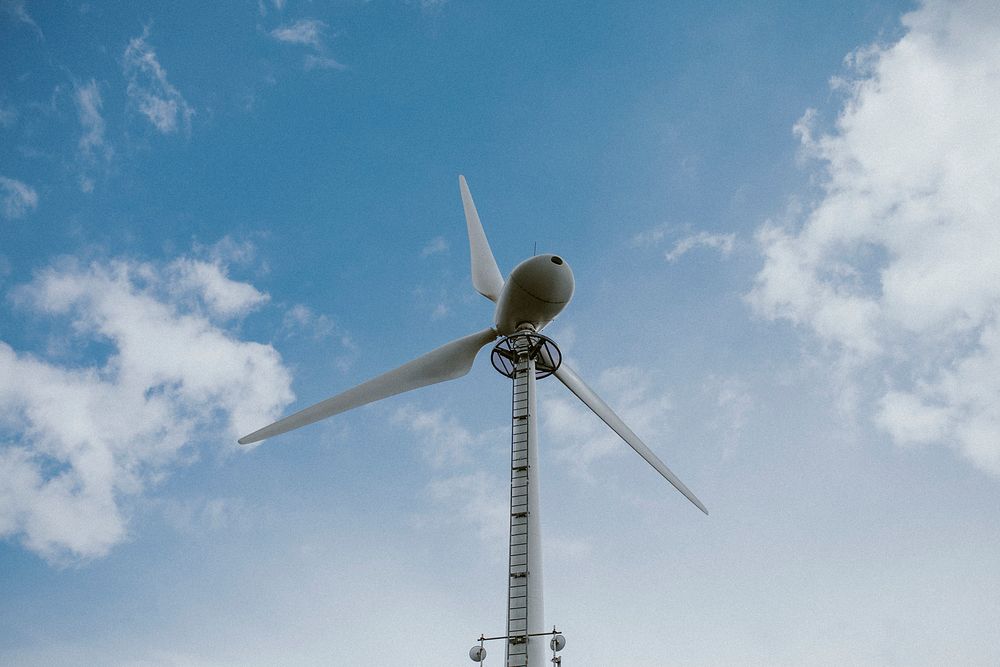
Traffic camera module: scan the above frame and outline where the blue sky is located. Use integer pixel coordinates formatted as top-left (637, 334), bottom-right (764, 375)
top-left (2, 0), bottom-right (1000, 664)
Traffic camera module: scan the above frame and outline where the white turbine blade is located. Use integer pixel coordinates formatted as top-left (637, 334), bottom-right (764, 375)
top-left (459, 175), bottom-right (505, 302)
top-left (553, 364), bottom-right (709, 515)
top-left (239, 328), bottom-right (498, 445)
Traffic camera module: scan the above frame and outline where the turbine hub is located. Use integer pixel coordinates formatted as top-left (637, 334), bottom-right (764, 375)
top-left (490, 329), bottom-right (562, 379)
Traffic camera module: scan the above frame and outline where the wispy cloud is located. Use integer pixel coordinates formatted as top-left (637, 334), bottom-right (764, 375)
top-left (630, 225), bottom-right (735, 262)
top-left (0, 104), bottom-right (16, 127)
top-left (630, 224), bottom-right (668, 247)
top-left (394, 404), bottom-right (509, 551)
top-left (304, 54), bottom-right (347, 71)
top-left (392, 405), bottom-right (477, 468)
top-left (748, 0), bottom-right (1000, 475)
top-left (257, 0), bottom-right (286, 17)
top-left (702, 374), bottom-right (752, 457)
top-left (665, 231), bottom-right (735, 262)
top-left (0, 176), bottom-right (37, 219)
top-left (1, 0), bottom-right (42, 37)
top-left (0, 250), bottom-right (293, 562)
top-left (278, 304), bottom-right (357, 373)
top-left (542, 365), bottom-right (674, 481)
top-left (74, 80), bottom-right (108, 158)
top-left (159, 496), bottom-right (247, 536)
top-left (270, 19), bottom-right (345, 71)
top-left (123, 29), bottom-right (194, 134)
top-left (423, 471), bottom-right (508, 547)
top-left (420, 236), bottom-right (449, 257)
top-left (281, 303), bottom-right (335, 339)
top-left (271, 19), bottom-right (326, 49)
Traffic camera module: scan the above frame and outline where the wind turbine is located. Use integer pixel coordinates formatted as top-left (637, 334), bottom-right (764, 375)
top-left (239, 175), bottom-right (708, 666)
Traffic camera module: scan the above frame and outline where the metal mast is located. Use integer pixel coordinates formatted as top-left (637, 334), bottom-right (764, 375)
top-left (507, 333), bottom-right (543, 666)
top-left (490, 327), bottom-right (562, 666)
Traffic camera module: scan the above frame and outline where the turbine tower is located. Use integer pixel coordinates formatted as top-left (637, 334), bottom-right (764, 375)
top-left (239, 175), bottom-right (708, 665)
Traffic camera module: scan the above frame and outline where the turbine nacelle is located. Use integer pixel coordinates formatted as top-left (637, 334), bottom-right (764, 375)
top-left (494, 254), bottom-right (574, 335)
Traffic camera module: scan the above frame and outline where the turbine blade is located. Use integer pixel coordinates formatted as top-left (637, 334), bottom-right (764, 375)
top-left (553, 363), bottom-right (709, 515)
top-left (239, 328), bottom-right (498, 445)
top-left (459, 175), bottom-right (505, 302)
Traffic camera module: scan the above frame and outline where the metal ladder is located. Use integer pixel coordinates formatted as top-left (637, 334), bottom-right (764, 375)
top-left (506, 344), bottom-right (533, 665)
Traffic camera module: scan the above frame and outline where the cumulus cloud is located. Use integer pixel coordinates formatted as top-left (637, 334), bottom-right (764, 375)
top-left (748, 0), bottom-right (1000, 474)
top-left (0, 252), bottom-right (293, 562)
top-left (0, 176), bottom-right (38, 219)
top-left (123, 30), bottom-right (194, 134)
top-left (166, 257), bottom-right (269, 319)
top-left (665, 231), bottom-right (735, 262)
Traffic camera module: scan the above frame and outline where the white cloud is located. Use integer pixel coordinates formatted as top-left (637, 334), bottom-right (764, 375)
top-left (0, 252), bottom-right (293, 562)
top-left (1, 0), bottom-right (41, 36)
top-left (424, 471), bottom-right (508, 546)
top-left (630, 224), bottom-right (668, 247)
top-left (665, 231), bottom-right (736, 262)
top-left (0, 176), bottom-right (38, 219)
top-left (270, 19), bottom-right (326, 49)
top-left (270, 19), bottom-right (345, 72)
top-left (703, 374), bottom-right (752, 457)
top-left (629, 225), bottom-right (735, 262)
top-left (394, 404), bottom-right (509, 550)
top-left (304, 54), bottom-right (346, 71)
top-left (123, 30), bottom-right (194, 134)
top-left (160, 496), bottom-right (246, 535)
top-left (205, 235), bottom-right (259, 266)
top-left (257, 0), bottom-right (287, 17)
top-left (166, 257), bottom-right (269, 319)
top-left (281, 303), bottom-right (335, 339)
top-left (749, 0), bottom-right (1000, 474)
top-left (420, 236), bottom-right (449, 257)
top-left (74, 80), bottom-right (108, 158)
top-left (392, 404), bottom-right (477, 468)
